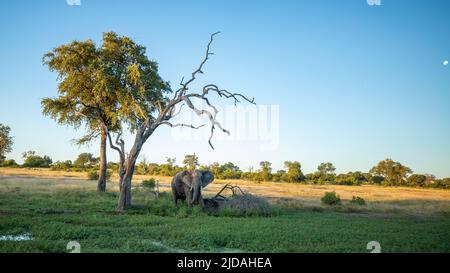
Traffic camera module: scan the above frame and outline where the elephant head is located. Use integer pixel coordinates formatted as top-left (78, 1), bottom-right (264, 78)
top-left (190, 170), bottom-right (214, 206)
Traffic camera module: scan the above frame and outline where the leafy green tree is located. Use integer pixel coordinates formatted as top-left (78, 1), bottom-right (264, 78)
top-left (51, 160), bottom-right (73, 171)
top-left (107, 162), bottom-right (120, 172)
top-left (424, 174), bottom-right (436, 186)
top-left (74, 153), bottom-right (99, 169)
top-left (272, 170), bottom-right (287, 182)
top-left (305, 163), bottom-right (337, 184)
top-left (336, 172), bottom-right (366, 186)
top-left (158, 158), bottom-right (178, 176)
top-left (305, 172), bottom-right (324, 184)
top-left (370, 175), bottom-right (384, 184)
top-left (370, 159), bottom-right (412, 186)
top-left (318, 162), bottom-right (336, 175)
top-left (147, 163), bottom-right (160, 175)
top-left (42, 34), bottom-right (122, 192)
top-left (183, 154), bottom-right (199, 171)
top-left (406, 174), bottom-right (427, 187)
top-left (136, 155), bottom-right (150, 175)
top-left (0, 159), bottom-right (17, 167)
top-left (433, 178), bottom-right (450, 189)
top-left (22, 151), bottom-right (52, 168)
top-left (0, 124), bottom-right (13, 163)
top-left (221, 162), bottom-right (242, 179)
top-left (258, 161), bottom-right (272, 181)
top-left (284, 161), bottom-right (306, 183)
top-left (204, 162), bottom-right (242, 179)
top-left (207, 162), bottom-right (223, 178)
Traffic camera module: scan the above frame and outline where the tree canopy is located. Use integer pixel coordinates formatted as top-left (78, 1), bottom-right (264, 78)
top-left (74, 153), bottom-right (99, 169)
top-left (370, 158), bottom-right (413, 186)
top-left (0, 123), bottom-right (13, 162)
top-left (183, 154), bottom-right (199, 171)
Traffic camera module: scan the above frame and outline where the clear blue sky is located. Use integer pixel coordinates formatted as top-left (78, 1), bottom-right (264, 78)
top-left (0, 0), bottom-right (449, 177)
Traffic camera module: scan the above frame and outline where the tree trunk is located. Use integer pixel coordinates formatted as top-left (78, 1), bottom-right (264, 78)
top-left (117, 158), bottom-right (138, 211)
top-left (117, 136), bottom-right (144, 211)
top-left (117, 170), bottom-right (133, 211)
top-left (97, 128), bottom-right (107, 192)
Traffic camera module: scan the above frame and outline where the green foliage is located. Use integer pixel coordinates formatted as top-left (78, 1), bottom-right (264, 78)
top-left (321, 192), bottom-right (341, 206)
top-left (141, 179), bottom-right (157, 189)
top-left (371, 175), bottom-right (384, 184)
top-left (22, 151), bottom-right (52, 168)
top-left (41, 37), bottom-right (118, 142)
top-left (318, 162), bottom-right (336, 175)
top-left (204, 162), bottom-right (242, 180)
top-left (350, 196), bottom-right (366, 206)
top-left (183, 154), bottom-right (199, 171)
top-left (0, 159), bottom-right (18, 167)
top-left (74, 153), bottom-right (99, 169)
top-left (135, 156), bottom-right (150, 175)
top-left (258, 161), bottom-right (273, 181)
top-left (107, 162), bottom-right (120, 172)
top-left (407, 174), bottom-right (427, 187)
top-left (284, 161), bottom-right (306, 183)
top-left (87, 169), bottom-right (99, 180)
top-left (370, 159), bottom-right (412, 186)
top-left (272, 170), bottom-right (287, 182)
top-left (336, 172), bottom-right (367, 186)
top-left (87, 169), bottom-right (111, 181)
top-left (432, 178), bottom-right (450, 189)
top-left (306, 172), bottom-right (336, 185)
top-left (0, 123), bottom-right (13, 162)
top-left (51, 160), bottom-right (73, 171)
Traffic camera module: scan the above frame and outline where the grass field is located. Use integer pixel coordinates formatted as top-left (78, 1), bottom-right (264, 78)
top-left (1, 168), bottom-right (450, 253)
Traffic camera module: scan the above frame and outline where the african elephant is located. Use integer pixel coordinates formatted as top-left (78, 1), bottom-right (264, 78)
top-left (171, 170), bottom-right (214, 208)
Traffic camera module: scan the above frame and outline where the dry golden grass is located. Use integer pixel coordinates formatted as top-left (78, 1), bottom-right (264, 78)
top-left (1, 167), bottom-right (450, 215)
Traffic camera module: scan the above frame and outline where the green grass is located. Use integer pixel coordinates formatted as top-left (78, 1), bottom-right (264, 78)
top-left (0, 186), bottom-right (449, 253)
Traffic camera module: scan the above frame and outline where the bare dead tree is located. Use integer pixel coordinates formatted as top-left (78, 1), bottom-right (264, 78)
top-left (108, 32), bottom-right (255, 211)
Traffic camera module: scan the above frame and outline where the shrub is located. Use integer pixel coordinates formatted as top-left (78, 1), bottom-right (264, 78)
top-left (51, 160), bottom-right (73, 171)
top-left (87, 170), bottom-right (111, 181)
top-left (321, 191), bottom-right (341, 206)
top-left (22, 151), bottom-right (52, 168)
top-left (87, 170), bottom-right (99, 180)
top-left (407, 174), bottom-right (427, 187)
top-left (350, 196), bottom-right (366, 206)
top-left (0, 159), bottom-right (18, 167)
top-left (142, 178), bottom-right (157, 189)
top-left (371, 175), bottom-right (384, 185)
top-left (106, 170), bottom-right (112, 181)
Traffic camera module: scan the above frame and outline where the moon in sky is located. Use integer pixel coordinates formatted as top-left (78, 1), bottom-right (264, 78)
top-left (444, 59), bottom-right (449, 66)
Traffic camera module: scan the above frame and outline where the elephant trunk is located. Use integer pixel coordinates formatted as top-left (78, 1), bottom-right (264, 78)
top-left (192, 182), bottom-right (201, 205)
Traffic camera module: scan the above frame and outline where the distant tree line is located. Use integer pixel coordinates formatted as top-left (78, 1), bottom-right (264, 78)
top-left (3, 151), bottom-right (448, 189)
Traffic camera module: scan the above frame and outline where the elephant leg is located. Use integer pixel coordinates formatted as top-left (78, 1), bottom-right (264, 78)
top-left (198, 195), bottom-right (205, 208)
top-left (172, 187), bottom-right (178, 205)
top-left (185, 188), bottom-right (193, 208)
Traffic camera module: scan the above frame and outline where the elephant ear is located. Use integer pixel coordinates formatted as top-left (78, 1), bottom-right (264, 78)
top-left (201, 171), bottom-right (214, 188)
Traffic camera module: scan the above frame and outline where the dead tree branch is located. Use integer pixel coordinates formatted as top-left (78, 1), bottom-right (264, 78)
top-left (151, 32), bottom-right (256, 149)
top-left (160, 121), bottom-right (205, 130)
